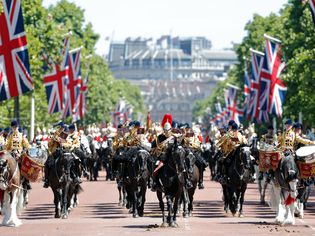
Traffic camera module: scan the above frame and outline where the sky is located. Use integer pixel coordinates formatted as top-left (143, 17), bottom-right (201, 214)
top-left (43, 0), bottom-right (288, 56)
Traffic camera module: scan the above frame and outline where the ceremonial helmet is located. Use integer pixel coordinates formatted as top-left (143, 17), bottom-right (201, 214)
top-left (162, 114), bottom-right (173, 132)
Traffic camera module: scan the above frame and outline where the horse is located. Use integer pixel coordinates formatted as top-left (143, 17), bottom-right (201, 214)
top-left (222, 145), bottom-right (252, 217)
top-left (202, 141), bottom-right (216, 180)
top-left (295, 178), bottom-right (312, 219)
top-left (100, 138), bottom-right (114, 181)
top-left (181, 150), bottom-right (199, 218)
top-left (112, 147), bottom-right (127, 206)
top-left (86, 138), bottom-right (99, 181)
top-left (47, 148), bottom-right (83, 219)
top-left (0, 152), bottom-right (24, 227)
top-left (269, 152), bottom-right (299, 225)
top-left (156, 138), bottom-right (186, 227)
top-left (124, 147), bottom-right (150, 218)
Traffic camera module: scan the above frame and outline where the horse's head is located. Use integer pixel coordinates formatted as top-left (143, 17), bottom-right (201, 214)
top-left (135, 149), bottom-right (149, 172)
top-left (60, 150), bottom-right (75, 174)
top-left (172, 145), bottom-right (187, 174)
top-left (239, 145), bottom-right (252, 170)
top-left (282, 153), bottom-right (299, 183)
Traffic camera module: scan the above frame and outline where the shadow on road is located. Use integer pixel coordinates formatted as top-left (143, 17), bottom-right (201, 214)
top-left (21, 204), bottom-right (55, 220)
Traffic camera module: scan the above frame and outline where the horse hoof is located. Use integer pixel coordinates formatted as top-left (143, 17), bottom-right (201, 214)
top-left (183, 213), bottom-right (189, 218)
top-left (169, 222), bottom-right (178, 228)
top-left (62, 214), bottom-right (68, 219)
top-left (133, 214), bottom-right (139, 218)
top-left (239, 213), bottom-right (244, 218)
top-left (260, 201), bottom-right (265, 205)
top-left (232, 212), bottom-right (236, 217)
top-left (161, 222), bottom-right (168, 228)
top-left (55, 214), bottom-right (61, 218)
top-left (188, 212), bottom-right (193, 217)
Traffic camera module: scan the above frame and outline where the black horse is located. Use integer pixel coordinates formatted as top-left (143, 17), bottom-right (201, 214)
top-left (124, 147), bottom-right (150, 217)
top-left (202, 141), bottom-right (217, 180)
top-left (181, 150), bottom-right (199, 217)
top-left (86, 137), bottom-right (99, 181)
top-left (100, 139), bottom-right (114, 181)
top-left (47, 148), bottom-right (83, 219)
top-left (221, 145), bottom-right (252, 217)
top-left (156, 139), bottom-right (186, 227)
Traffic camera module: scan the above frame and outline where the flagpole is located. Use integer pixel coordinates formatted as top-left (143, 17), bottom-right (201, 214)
top-left (30, 93), bottom-right (35, 142)
top-left (14, 96), bottom-right (20, 123)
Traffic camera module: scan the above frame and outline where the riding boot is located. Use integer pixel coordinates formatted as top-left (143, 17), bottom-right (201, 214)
top-left (43, 161), bottom-right (50, 188)
top-left (24, 179), bottom-right (32, 190)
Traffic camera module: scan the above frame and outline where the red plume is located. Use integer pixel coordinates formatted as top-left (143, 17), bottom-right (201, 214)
top-left (161, 113), bottom-right (173, 128)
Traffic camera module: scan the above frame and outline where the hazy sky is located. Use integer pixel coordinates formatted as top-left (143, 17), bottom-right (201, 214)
top-left (43, 0), bottom-right (287, 55)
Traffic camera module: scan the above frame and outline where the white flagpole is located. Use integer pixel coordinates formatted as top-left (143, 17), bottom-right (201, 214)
top-left (30, 93), bottom-right (35, 142)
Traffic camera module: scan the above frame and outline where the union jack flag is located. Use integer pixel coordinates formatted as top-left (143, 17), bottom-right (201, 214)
top-left (309, 0), bottom-right (315, 24)
top-left (113, 99), bottom-right (127, 127)
top-left (0, 0), bottom-right (33, 101)
top-left (61, 47), bottom-right (82, 119)
top-left (246, 49), bottom-right (264, 121)
top-left (243, 64), bottom-right (251, 112)
top-left (226, 84), bottom-right (243, 125)
top-left (260, 34), bottom-right (286, 118)
top-left (73, 73), bottom-right (88, 122)
top-left (43, 37), bottom-right (70, 114)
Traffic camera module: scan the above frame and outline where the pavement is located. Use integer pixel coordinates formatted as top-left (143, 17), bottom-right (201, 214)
top-left (1, 171), bottom-right (315, 236)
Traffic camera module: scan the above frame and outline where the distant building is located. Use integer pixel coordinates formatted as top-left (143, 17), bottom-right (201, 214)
top-left (107, 36), bottom-right (238, 124)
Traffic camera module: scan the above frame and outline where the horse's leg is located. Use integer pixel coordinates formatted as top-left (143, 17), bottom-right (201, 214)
top-left (53, 189), bottom-right (61, 218)
top-left (93, 161), bottom-right (98, 181)
top-left (4, 190), bottom-right (22, 227)
top-left (2, 191), bottom-right (10, 225)
top-left (284, 180), bottom-right (297, 225)
top-left (157, 191), bottom-right (167, 227)
top-left (117, 181), bottom-right (122, 206)
top-left (182, 188), bottom-right (189, 218)
top-left (62, 182), bottom-right (70, 219)
top-left (122, 185), bottom-right (127, 207)
top-left (272, 184), bottom-right (284, 224)
top-left (238, 185), bottom-right (246, 217)
top-left (166, 196), bottom-right (173, 226)
top-left (138, 184), bottom-right (146, 217)
top-left (132, 187), bottom-right (139, 218)
top-left (188, 188), bottom-right (196, 217)
top-left (171, 192), bottom-right (180, 228)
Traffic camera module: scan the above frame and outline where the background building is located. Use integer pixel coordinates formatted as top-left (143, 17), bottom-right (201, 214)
top-left (108, 36), bottom-right (238, 123)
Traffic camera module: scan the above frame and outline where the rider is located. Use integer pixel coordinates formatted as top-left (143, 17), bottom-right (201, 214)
top-left (150, 114), bottom-right (175, 192)
top-left (292, 122), bottom-right (315, 151)
top-left (43, 121), bottom-right (66, 188)
top-left (68, 124), bottom-right (89, 180)
top-left (6, 120), bottom-right (31, 189)
top-left (216, 121), bottom-right (248, 184)
top-left (260, 125), bottom-right (278, 148)
top-left (278, 119), bottom-right (315, 155)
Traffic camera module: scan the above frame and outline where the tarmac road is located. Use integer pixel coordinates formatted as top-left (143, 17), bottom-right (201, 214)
top-left (1, 171), bottom-right (315, 236)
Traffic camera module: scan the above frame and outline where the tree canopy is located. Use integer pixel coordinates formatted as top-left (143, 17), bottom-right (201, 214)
top-left (193, 0), bottom-right (315, 130)
top-left (0, 0), bottom-right (145, 129)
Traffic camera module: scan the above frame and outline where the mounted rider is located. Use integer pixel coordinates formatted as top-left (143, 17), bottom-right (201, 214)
top-left (68, 124), bottom-right (89, 180)
top-left (278, 119), bottom-right (315, 155)
top-left (260, 125), bottom-right (278, 147)
top-left (182, 125), bottom-right (208, 189)
top-left (43, 121), bottom-right (70, 188)
top-left (216, 121), bottom-right (248, 184)
top-left (6, 120), bottom-right (31, 189)
top-left (150, 114), bottom-right (175, 191)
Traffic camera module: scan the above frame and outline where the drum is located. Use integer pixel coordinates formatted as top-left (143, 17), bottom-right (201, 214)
top-left (259, 150), bottom-right (282, 172)
top-left (296, 145), bottom-right (315, 179)
top-left (20, 152), bottom-right (44, 182)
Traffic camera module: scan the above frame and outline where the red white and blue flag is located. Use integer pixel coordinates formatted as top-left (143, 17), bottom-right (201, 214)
top-left (0, 0), bottom-right (33, 101)
top-left (73, 73), bottom-right (88, 121)
top-left (61, 47), bottom-right (82, 119)
top-left (246, 49), bottom-right (264, 122)
top-left (309, 0), bottom-right (315, 24)
top-left (113, 99), bottom-right (127, 127)
top-left (260, 34), bottom-right (286, 118)
top-left (43, 37), bottom-right (70, 114)
top-left (226, 84), bottom-right (243, 125)
top-left (243, 64), bottom-right (251, 112)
